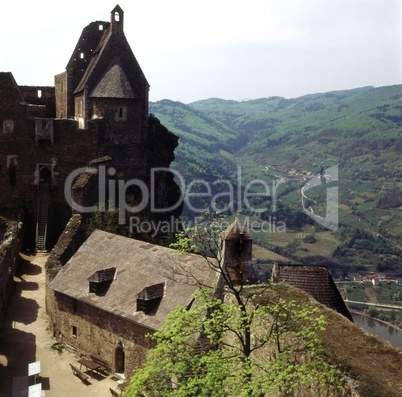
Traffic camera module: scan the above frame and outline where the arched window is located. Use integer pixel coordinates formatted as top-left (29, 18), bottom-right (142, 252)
top-left (115, 343), bottom-right (125, 373)
top-left (116, 106), bottom-right (126, 121)
top-left (114, 12), bottom-right (120, 22)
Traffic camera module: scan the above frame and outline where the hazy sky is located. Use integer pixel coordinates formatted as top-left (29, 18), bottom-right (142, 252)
top-left (1, 0), bottom-right (401, 103)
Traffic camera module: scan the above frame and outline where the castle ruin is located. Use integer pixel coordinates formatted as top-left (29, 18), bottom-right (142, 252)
top-left (0, 5), bottom-right (182, 328)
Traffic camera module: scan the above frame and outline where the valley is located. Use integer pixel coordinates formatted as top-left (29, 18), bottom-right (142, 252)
top-left (150, 85), bottom-right (402, 289)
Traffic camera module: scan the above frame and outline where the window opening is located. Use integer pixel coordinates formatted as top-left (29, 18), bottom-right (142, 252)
top-left (137, 282), bottom-right (164, 313)
top-left (72, 326), bottom-right (77, 337)
top-left (114, 12), bottom-right (120, 21)
top-left (37, 90), bottom-right (42, 98)
top-left (3, 120), bottom-right (14, 133)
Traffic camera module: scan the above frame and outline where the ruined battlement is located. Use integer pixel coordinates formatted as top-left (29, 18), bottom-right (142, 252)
top-left (0, 6), bottom-right (181, 251)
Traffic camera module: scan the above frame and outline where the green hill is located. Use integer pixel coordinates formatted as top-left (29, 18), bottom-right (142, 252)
top-left (150, 85), bottom-right (402, 275)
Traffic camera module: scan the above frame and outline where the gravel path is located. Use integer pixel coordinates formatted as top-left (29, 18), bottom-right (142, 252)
top-left (0, 253), bottom-right (124, 397)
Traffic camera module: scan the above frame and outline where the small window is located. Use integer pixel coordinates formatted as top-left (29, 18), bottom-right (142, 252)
top-left (99, 24), bottom-right (103, 30)
top-left (72, 326), bottom-right (77, 337)
top-left (80, 52), bottom-right (84, 59)
top-left (116, 106), bottom-right (126, 121)
top-left (3, 120), bottom-right (14, 133)
top-left (7, 155), bottom-right (18, 168)
top-left (37, 89), bottom-right (42, 98)
top-left (8, 165), bottom-right (16, 186)
top-left (7, 156), bottom-right (18, 185)
top-left (114, 12), bottom-right (120, 22)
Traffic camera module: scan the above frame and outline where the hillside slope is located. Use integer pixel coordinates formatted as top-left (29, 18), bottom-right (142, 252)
top-left (281, 284), bottom-right (402, 397)
top-left (150, 85), bottom-right (402, 275)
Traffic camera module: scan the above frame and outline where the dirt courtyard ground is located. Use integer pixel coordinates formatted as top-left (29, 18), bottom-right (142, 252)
top-left (0, 253), bottom-right (126, 397)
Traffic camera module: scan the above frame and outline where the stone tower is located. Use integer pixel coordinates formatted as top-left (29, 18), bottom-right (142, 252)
top-left (0, 5), bottom-right (181, 250)
top-left (55, 4), bottom-right (150, 178)
top-left (220, 221), bottom-right (256, 284)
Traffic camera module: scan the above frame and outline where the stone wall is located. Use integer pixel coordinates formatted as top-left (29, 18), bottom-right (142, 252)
top-left (47, 290), bottom-right (154, 377)
top-left (0, 116), bottom-right (101, 249)
top-left (19, 86), bottom-right (55, 118)
top-left (54, 72), bottom-right (68, 118)
top-left (0, 218), bottom-right (22, 329)
top-left (45, 214), bottom-right (86, 282)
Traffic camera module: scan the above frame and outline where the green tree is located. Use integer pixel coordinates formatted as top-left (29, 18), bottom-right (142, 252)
top-left (125, 215), bottom-right (344, 396)
top-left (124, 287), bottom-right (343, 397)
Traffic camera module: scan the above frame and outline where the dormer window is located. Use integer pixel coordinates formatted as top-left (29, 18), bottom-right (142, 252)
top-left (137, 282), bottom-right (165, 314)
top-left (88, 267), bottom-right (117, 294)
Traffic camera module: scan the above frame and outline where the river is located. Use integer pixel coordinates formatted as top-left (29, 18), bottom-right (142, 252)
top-left (352, 312), bottom-right (402, 349)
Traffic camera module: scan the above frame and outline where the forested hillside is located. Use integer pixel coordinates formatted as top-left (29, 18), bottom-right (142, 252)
top-left (150, 85), bottom-right (402, 278)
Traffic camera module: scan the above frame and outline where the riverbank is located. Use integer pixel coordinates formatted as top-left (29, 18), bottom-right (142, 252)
top-left (349, 308), bottom-right (402, 332)
top-left (350, 310), bottom-right (402, 350)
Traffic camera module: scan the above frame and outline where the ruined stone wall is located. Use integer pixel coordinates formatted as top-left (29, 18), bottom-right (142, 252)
top-left (0, 119), bottom-right (99, 206)
top-left (90, 98), bottom-right (144, 142)
top-left (0, 117), bottom-right (100, 248)
top-left (47, 290), bottom-right (154, 377)
top-left (45, 214), bottom-right (86, 282)
top-left (146, 116), bottom-right (182, 224)
top-left (19, 86), bottom-right (55, 118)
top-left (0, 219), bottom-right (22, 329)
top-left (54, 72), bottom-right (68, 119)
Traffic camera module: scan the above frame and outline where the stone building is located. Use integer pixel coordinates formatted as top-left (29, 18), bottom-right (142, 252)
top-left (47, 229), bottom-right (217, 377)
top-left (0, 5), bottom-right (181, 251)
top-left (46, 220), bottom-right (353, 379)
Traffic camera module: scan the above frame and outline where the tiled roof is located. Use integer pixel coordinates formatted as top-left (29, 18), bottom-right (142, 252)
top-left (91, 62), bottom-right (139, 98)
top-left (48, 230), bottom-right (217, 330)
top-left (272, 264), bottom-right (353, 321)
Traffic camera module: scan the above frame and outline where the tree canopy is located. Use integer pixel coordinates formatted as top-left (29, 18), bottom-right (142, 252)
top-left (124, 217), bottom-right (344, 396)
top-left (124, 285), bottom-right (344, 397)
